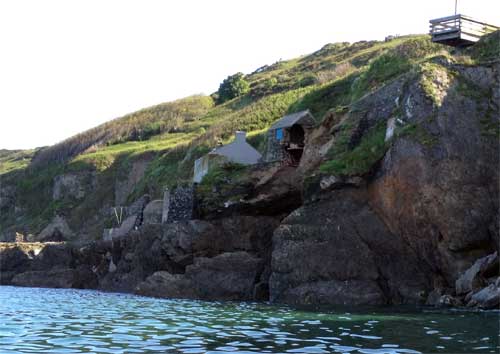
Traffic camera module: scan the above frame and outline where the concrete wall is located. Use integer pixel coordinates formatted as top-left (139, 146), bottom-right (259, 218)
top-left (193, 155), bottom-right (211, 184)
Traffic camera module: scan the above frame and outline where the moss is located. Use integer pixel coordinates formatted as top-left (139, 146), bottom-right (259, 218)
top-left (320, 121), bottom-right (388, 176)
top-left (468, 30), bottom-right (500, 63)
top-left (396, 121), bottom-right (439, 147)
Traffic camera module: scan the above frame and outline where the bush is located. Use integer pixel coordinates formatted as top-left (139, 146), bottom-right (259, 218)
top-left (217, 72), bottom-right (250, 104)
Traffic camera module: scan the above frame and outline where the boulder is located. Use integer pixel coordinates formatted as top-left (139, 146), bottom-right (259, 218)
top-left (270, 189), bottom-right (430, 306)
top-left (143, 200), bottom-right (163, 225)
top-left (0, 245), bottom-right (31, 283)
top-left (456, 252), bottom-right (499, 295)
top-left (30, 243), bottom-right (73, 271)
top-left (468, 283), bottom-right (500, 309)
top-left (11, 266), bottom-right (97, 289)
top-left (436, 294), bottom-right (463, 308)
top-left (36, 215), bottom-right (74, 242)
top-left (104, 215), bottom-right (137, 241)
top-left (12, 268), bottom-right (76, 288)
top-left (135, 271), bottom-right (196, 299)
top-left (185, 252), bottom-right (263, 301)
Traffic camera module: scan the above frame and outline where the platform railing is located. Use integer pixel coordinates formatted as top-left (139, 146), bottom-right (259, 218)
top-left (430, 15), bottom-right (498, 41)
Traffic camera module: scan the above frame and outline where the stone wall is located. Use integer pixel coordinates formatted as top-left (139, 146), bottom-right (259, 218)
top-left (162, 186), bottom-right (194, 223)
top-left (262, 130), bottom-right (285, 163)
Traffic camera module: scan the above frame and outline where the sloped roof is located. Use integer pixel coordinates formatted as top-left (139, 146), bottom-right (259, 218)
top-left (208, 132), bottom-right (262, 165)
top-left (269, 110), bottom-right (315, 130)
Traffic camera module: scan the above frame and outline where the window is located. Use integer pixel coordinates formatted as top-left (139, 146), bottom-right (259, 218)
top-left (275, 128), bottom-right (283, 141)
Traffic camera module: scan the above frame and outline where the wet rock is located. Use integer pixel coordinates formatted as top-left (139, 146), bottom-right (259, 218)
top-left (456, 252), bottom-right (499, 295)
top-left (437, 294), bottom-right (463, 308)
top-left (135, 252), bottom-right (263, 301)
top-left (30, 243), bottom-right (73, 271)
top-left (284, 280), bottom-right (386, 305)
top-left (0, 245), bottom-right (31, 283)
top-left (12, 268), bottom-right (76, 288)
top-left (270, 189), bottom-right (429, 306)
top-left (185, 252), bottom-right (263, 301)
top-left (135, 271), bottom-right (196, 299)
top-left (468, 284), bottom-right (500, 309)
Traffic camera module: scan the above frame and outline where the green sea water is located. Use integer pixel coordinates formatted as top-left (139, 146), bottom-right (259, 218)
top-left (0, 286), bottom-right (498, 353)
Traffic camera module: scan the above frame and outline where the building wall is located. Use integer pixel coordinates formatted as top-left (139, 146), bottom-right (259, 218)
top-left (193, 155), bottom-right (210, 183)
top-left (263, 130), bottom-right (286, 163)
top-left (212, 142), bottom-right (262, 165)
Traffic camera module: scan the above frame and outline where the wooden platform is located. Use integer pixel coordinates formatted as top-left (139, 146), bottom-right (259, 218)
top-left (429, 15), bottom-right (498, 47)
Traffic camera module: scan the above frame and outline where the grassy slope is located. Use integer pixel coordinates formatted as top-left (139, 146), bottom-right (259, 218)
top-left (4, 31), bottom-right (497, 239)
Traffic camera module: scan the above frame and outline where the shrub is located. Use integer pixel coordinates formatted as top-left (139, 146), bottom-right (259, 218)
top-left (217, 72), bottom-right (250, 104)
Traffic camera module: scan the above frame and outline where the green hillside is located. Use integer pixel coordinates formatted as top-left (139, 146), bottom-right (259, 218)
top-left (4, 31), bottom-right (496, 239)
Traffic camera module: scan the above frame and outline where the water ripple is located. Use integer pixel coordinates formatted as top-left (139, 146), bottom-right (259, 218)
top-left (0, 286), bottom-right (498, 353)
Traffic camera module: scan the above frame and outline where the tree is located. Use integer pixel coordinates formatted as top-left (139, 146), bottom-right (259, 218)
top-left (217, 72), bottom-right (250, 104)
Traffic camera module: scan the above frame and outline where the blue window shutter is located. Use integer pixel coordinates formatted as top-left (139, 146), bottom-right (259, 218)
top-left (276, 128), bottom-right (283, 140)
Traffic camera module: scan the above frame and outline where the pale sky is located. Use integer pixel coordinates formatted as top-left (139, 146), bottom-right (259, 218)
top-left (0, 0), bottom-right (498, 150)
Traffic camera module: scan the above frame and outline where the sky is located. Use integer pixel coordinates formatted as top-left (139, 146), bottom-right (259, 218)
top-left (0, 0), bottom-right (498, 150)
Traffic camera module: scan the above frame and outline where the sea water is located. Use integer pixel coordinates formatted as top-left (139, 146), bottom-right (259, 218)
top-left (0, 286), bottom-right (498, 353)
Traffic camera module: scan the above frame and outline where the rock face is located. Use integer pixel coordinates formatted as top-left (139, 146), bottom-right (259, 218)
top-left (2, 216), bottom-right (278, 302)
top-left (142, 200), bottom-right (163, 225)
top-left (115, 158), bottom-right (152, 206)
top-left (270, 189), bottom-right (429, 305)
top-left (1, 48), bottom-right (498, 308)
top-left (11, 267), bottom-right (97, 289)
top-left (136, 252), bottom-right (263, 300)
top-left (34, 215), bottom-right (74, 242)
top-left (53, 172), bottom-right (95, 201)
top-left (269, 59), bottom-right (499, 306)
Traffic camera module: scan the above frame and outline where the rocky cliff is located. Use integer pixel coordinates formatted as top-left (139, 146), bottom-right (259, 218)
top-left (1, 33), bottom-right (499, 309)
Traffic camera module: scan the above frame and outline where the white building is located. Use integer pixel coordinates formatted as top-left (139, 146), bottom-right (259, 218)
top-left (193, 131), bottom-right (262, 183)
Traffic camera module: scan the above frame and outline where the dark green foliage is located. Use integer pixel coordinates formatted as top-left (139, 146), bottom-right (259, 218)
top-left (217, 72), bottom-right (250, 104)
